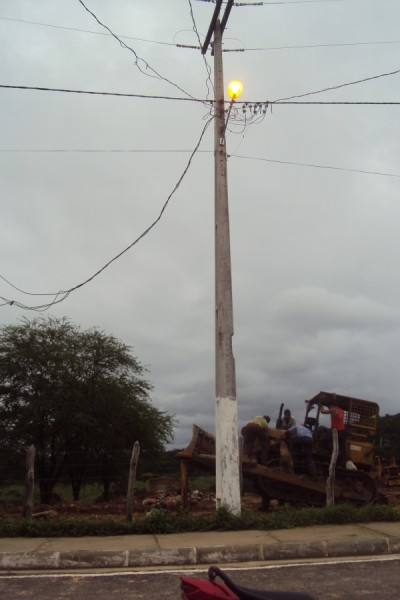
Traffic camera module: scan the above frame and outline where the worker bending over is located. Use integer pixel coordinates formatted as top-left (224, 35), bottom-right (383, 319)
top-left (241, 415), bottom-right (270, 465)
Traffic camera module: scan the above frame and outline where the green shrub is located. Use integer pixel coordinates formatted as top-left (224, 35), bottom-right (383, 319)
top-left (190, 475), bottom-right (215, 492)
top-left (0, 486), bottom-right (23, 506)
top-left (1, 503), bottom-right (399, 537)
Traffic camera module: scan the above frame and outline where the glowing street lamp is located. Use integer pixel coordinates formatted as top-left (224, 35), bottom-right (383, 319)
top-left (227, 80), bottom-right (243, 100)
top-left (224, 80), bottom-right (243, 133)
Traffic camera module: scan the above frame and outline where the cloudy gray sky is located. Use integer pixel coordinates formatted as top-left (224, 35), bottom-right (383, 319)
top-left (1, 0), bottom-right (399, 447)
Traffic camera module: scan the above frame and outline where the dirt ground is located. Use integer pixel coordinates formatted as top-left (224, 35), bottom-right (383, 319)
top-left (1, 491), bottom-right (264, 521)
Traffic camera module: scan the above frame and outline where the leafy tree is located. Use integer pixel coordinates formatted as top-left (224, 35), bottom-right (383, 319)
top-left (0, 317), bottom-right (175, 503)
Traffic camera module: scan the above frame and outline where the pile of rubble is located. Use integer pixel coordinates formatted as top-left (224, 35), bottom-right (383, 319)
top-left (142, 489), bottom-right (216, 512)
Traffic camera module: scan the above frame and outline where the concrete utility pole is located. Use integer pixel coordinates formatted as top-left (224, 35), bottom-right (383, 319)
top-left (203, 0), bottom-right (241, 515)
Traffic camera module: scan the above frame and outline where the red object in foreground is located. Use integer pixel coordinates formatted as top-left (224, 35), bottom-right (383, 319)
top-left (181, 575), bottom-right (237, 600)
top-left (181, 566), bottom-right (316, 600)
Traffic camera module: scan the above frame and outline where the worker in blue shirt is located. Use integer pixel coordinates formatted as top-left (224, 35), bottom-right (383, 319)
top-left (286, 425), bottom-right (317, 478)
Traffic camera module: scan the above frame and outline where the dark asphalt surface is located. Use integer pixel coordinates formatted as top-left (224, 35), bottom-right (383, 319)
top-left (1, 558), bottom-right (400, 600)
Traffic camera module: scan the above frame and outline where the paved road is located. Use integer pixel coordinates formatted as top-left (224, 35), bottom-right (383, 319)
top-left (1, 558), bottom-right (400, 600)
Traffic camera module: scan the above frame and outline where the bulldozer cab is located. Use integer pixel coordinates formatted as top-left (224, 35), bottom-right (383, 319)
top-left (304, 391), bottom-right (379, 469)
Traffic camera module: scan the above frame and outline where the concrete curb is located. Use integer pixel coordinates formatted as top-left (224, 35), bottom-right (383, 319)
top-left (2, 536), bottom-right (400, 570)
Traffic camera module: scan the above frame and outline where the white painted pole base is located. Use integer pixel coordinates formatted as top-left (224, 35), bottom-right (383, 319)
top-left (215, 396), bottom-right (241, 515)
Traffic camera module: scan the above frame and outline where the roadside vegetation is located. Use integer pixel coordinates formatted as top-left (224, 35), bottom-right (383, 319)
top-left (1, 502), bottom-right (399, 538)
top-left (2, 473), bottom-right (399, 538)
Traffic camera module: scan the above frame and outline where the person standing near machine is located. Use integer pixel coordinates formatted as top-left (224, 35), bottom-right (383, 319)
top-left (278, 409), bottom-right (296, 430)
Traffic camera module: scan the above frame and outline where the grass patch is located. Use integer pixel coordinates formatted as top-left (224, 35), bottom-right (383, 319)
top-left (1, 503), bottom-right (399, 538)
top-left (189, 475), bottom-right (215, 493)
top-left (0, 481), bottom-right (148, 506)
top-left (0, 485), bottom-right (25, 506)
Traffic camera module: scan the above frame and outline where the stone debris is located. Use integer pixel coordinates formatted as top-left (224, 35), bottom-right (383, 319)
top-left (142, 489), bottom-right (216, 511)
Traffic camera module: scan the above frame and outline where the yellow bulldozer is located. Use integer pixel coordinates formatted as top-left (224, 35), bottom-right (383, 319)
top-left (177, 391), bottom-right (400, 508)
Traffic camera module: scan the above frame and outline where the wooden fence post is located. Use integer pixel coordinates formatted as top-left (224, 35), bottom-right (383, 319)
top-left (326, 428), bottom-right (338, 507)
top-left (126, 441), bottom-right (140, 522)
top-left (22, 445), bottom-right (36, 519)
top-left (180, 460), bottom-right (189, 509)
top-left (239, 434), bottom-right (243, 496)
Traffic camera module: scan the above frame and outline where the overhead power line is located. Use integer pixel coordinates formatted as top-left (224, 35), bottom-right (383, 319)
top-left (0, 117), bottom-right (213, 312)
top-left (249, 101), bottom-right (399, 107)
top-left (0, 84), bottom-right (207, 103)
top-left (1, 147), bottom-right (399, 178)
top-left (76, 0), bottom-right (196, 101)
top-left (238, 40), bottom-right (400, 52)
top-left (187, 0), bottom-right (214, 98)
top-left (0, 149), bottom-right (209, 154)
top-left (1, 62), bottom-right (399, 107)
top-left (196, 0), bottom-right (348, 5)
top-left (1, 83), bottom-right (398, 106)
top-left (274, 67), bottom-right (400, 102)
top-left (229, 153), bottom-right (400, 178)
top-left (273, 101), bottom-right (400, 105)
top-left (0, 16), bottom-right (177, 46)
top-left (2, 16), bottom-right (399, 53)
top-left (239, 0), bottom-right (346, 4)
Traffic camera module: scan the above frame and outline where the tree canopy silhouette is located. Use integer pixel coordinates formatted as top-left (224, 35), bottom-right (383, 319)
top-left (0, 316), bottom-right (175, 503)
